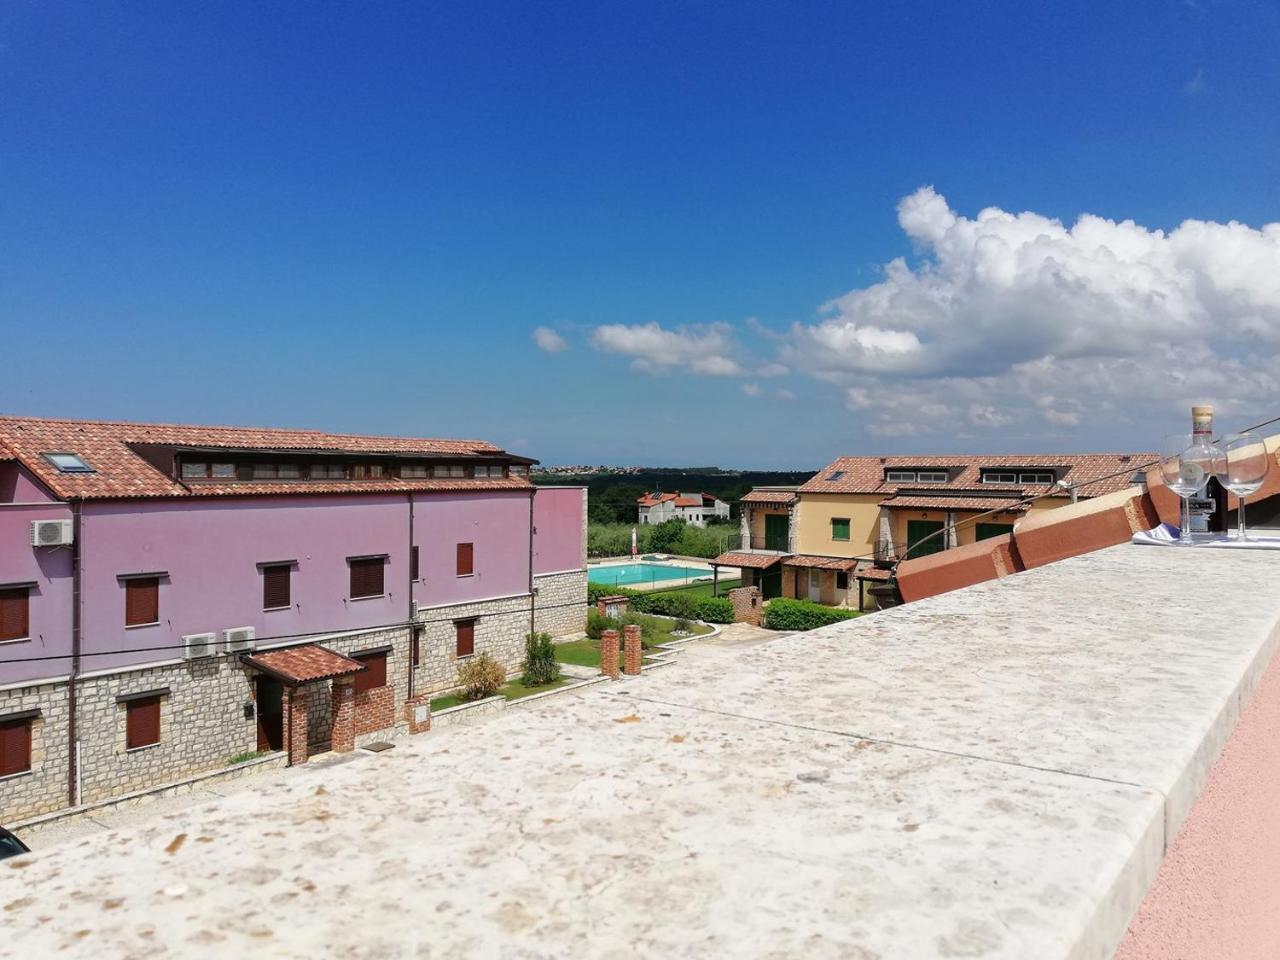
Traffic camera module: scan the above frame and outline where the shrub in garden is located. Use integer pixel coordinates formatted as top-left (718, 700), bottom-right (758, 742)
top-left (521, 631), bottom-right (561, 686)
top-left (457, 653), bottom-right (505, 700)
top-left (763, 597), bottom-right (862, 631)
top-left (586, 609), bottom-right (621, 639)
top-left (673, 618), bottom-right (691, 633)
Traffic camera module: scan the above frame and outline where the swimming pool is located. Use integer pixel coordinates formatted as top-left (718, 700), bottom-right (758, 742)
top-left (588, 563), bottom-right (716, 587)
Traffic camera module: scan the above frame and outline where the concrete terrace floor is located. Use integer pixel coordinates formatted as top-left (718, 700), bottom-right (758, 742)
top-left (6, 545), bottom-right (1280, 959)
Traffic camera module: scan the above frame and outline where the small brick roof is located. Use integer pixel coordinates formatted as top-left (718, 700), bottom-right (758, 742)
top-left (783, 554), bottom-right (858, 572)
top-left (710, 551), bottom-right (784, 569)
top-left (0, 415), bottom-right (532, 500)
top-left (854, 566), bottom-right (892, 581)
top-left (798, 453), bottom-right (1153, 499)
top-left (638, 491), bottom-right (718, 507)
top-left (739, 489), bottom-right (797, 505)
top-left (880, 495), bottom-right (1028, 513)
top-left (243, 645), bottom-right (364, 686)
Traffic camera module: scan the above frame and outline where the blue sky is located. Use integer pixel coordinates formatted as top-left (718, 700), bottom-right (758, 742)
top-left (2, 2), bottom-right (1278, 467)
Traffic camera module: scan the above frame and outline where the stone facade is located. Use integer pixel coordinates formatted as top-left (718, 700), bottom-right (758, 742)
top-left (411, 593), bottom-right (533, 696)
top-left (300, 626), bottom-right (410, 750)
top-left (0, 679), bottom-right (71, 822)
top-left (533, 569), bottom-right (588, 638)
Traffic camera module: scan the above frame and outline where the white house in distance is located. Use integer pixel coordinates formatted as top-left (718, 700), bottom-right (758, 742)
top-left (637, 491), bottom-right (730, 527)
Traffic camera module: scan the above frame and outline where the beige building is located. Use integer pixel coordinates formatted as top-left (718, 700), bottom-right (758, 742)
top-left (713, 453), bottom-right (1152, 610)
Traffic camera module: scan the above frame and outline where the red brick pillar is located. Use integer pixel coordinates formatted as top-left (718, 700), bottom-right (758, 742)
top-left (287, 687), bottom-right (309, 765)
top-left (600, 628), bottom-right (620, 680)
top-left (330, 678), bottom-right (355, 753)
top-left (623, 624), bottom-right (642, 675)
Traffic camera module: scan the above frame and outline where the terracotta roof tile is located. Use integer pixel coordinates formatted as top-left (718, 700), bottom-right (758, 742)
top-left (880, 495), bottom-right (1030, 513)
top-left (243, 644), bottom-right (364, 685)
top-left (710, 551), bottom-right (785, 569)
top-left (0, 415), bottom-right (531, 500)
top-left (783, 554), bottom-right (858, 571)
top-left (739, 489), bottom-right (797, 505)
top-left (798, 453), bottom-right (1154, 499)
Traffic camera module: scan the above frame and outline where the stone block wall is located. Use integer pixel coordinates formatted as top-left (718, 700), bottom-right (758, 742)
top-left (411, 593), bottom-right (534, 696)
top-left (75, 656), bottom-right (259, 807)
top-left (533, 569), bottom-right (588, 638)
top-left (301, 626), bottom-right (410, 750)
top-left (0, 680), bottom-right (71, 822)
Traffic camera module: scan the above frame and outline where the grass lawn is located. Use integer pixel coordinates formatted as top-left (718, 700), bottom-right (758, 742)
top-left (430, 676), bottom-right (572, 711)
top-left (556, 613), bottom-right (713, 668)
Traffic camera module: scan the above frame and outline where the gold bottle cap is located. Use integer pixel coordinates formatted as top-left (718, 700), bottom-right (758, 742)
top-left (1192, 404), bottom-right (1214, 417)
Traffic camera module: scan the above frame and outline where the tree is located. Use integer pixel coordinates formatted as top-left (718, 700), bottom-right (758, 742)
top-left (649, 518), bottom-right (686, 552)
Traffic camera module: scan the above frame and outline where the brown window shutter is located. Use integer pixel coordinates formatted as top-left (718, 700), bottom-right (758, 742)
top-left (409, 545), bottom-right (419, 581)
top-left (124, 578), bottom-right (160, 627)
top-left (353, 652), bottom-right (388, 694)
top-left (0, 717), bottom-right (32, 777)
top-left (348, 557), bottom-right (386, 599)
top-left (126, 696), bottom-right (162, 750)
top-left (455, 619), bottom-right (475, 658)
top-left (456, 542), bottom-right (474, 577)
top-left (262, 565), bottom-right (292, 610)
top-left (0, 587), bottom-right (29, 642)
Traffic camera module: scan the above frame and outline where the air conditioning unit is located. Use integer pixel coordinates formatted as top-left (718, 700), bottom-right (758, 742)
top-left (223, 626), bottom-right (256, 654)
top-left (30, 519), bottom-right (73, 547)
top-left (182, 632), bottom-right (217, 660)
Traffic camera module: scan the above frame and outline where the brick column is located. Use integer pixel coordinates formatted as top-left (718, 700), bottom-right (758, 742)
top-left (287, 687), bottom-right (309, 766)
top-left (404, 693), bottom-right (431, 735)
top-left (600, 628), bottom-right (620, 680)
top-left (330, 678), bottom-right (355, 753)
top-left (728, 586), bottom-right (763, 626)
top-left (623, 624), bottom-right (642, 675)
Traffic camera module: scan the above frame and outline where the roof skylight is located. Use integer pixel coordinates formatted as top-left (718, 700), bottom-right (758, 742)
top-left (826, 471), bottom-right (845, 481)
top-left (42, 452), bottom-right (94, 473)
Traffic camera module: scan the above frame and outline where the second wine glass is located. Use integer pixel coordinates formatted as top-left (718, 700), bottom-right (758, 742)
top-left (1220, 433), bottom-right (1269, 541)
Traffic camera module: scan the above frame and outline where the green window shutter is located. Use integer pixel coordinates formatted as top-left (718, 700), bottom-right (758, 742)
top-left (831, 518), bottom-right (850, 541)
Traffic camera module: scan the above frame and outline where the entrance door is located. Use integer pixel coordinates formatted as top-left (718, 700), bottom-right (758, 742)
top-left (764, 514), bottom-right (789, 551)
top-left (256, 676), bottom-right (284, 752)
top-left (808, 569), bottom-right (821, 602)
top-left (905, 520), bottom-right (945, 559)
top-left (761, 566), bottom-right (782, 599)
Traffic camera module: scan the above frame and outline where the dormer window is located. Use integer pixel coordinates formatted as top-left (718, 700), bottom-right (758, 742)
top-left (42, 452), bottom-right (94, 473)
top-left (509, 465), bottom-right (529, 477)
top-left (434, 464), bottom-right (466, 478)
top-left (981, 472), bottom-right (1018, 484)
top-left (180, 462), bottom-right (235, 479)
top-left (886, 470), bottom-right (916, 482)
top-left (916, 470), bottom-right (948, 483)
top-left (981, 470), bottom-right (1056, 485)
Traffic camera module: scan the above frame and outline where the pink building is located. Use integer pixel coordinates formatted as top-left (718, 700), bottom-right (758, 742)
top-left (0, 415), bottom-right (586, 822)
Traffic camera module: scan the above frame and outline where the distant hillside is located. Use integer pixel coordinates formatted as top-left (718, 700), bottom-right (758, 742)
top-left (534, 469), bottom-right (816, 525)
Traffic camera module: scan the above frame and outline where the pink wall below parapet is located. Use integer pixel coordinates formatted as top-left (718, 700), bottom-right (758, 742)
top-left (1114, 645), bottom-right (1280, 960)
top-left (533, 487), bottom-right (585, 574)
top-left (79, 496), bottom-right (410, 671)
top-left (0, 503), bottom-right (74, 685)
top-left (412, 491), bottom-right (533, 607)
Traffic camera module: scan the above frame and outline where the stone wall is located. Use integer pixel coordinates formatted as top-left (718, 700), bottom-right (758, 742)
top-left (74, 656), bottom-right (259, 807)
top-left (0, 680), bottom-right (71, 822)
top-left (411, 593), bottom-right (532, 696)
top-left (728, 586), bottom-right (763, 626)
top-left (533, 569), bottom-right (587, 638)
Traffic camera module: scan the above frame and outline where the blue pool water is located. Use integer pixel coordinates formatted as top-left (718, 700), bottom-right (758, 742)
top-left (588, 563), bottom-right (715, 587)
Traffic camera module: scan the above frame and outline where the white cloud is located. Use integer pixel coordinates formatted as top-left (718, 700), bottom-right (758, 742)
top-left (741, 382), bottom-right (762, 397)
top-left (591, 321), bottom-right (743, 376)
top-left (532, 326), bottom-right (569, 353)
top-left (776, 388), bottom-right (797, 401)
top-left (786, 187), bottom-right (1280, 439)
top-left (756, 362), bottom-right (790, 378)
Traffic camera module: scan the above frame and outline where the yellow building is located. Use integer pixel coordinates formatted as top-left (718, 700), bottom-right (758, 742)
top-left (713, 453), bottom-right (1152, 610)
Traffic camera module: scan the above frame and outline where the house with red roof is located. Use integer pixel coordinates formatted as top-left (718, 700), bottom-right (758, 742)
top-left (0, 415), bottom-right (586, 823)
top-left (636, 491), bottom-right (729, 527)
top-left (713, 451), bottom-right (1152, 609)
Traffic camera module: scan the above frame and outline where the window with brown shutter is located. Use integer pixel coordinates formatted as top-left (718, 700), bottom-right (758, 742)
top-left (455, 619), bottom-right (475, 658)
top-left (125, 696), bottom-right (162, 750)
top-left (0, 587), bottom-right (29, 643)
top-left (0, 716), bottom-right (32, 777)
top-left (124, 577), bottom-right (160, 627)
top-left (262, 564), bottom-right (292, 610)
top-left (353, 651), bottom-right (388, 694)
top-left (410, 546), bottom-right (419, 581)
top-left (348, 557), bottom-right (386, 599)
top-left (456, 542), bottom-right (474, 577)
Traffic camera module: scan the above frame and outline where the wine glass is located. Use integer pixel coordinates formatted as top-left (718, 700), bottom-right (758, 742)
top-left (1160, 434), bottom-right (1209, 545)
top-left (1219, 432), bottom-right (1269, 541)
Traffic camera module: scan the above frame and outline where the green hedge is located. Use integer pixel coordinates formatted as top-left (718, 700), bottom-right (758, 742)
top-left (587, 582), bottom-right (734, 624)
top-left (763, 597), bottom-right (863, 631)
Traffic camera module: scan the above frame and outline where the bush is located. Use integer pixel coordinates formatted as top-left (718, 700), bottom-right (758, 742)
top-left (763, 597), bottom-right (863, 631)
top-left (457, 653), bottom-right (505, 700)
top-left (585, 582), bottom-right (735, 624)
top-left (521, 631), bottom-right (561, 686)
top-left (673, 618), bottom-right (691, 633)
top-left (585, 609), bottom-right (621, 639)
